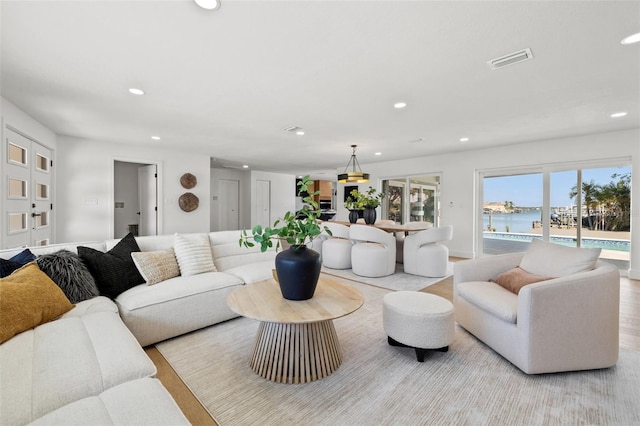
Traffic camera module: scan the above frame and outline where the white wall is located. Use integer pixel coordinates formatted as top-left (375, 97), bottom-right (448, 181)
top-left (55, 136), bottom-right (211, 243)
top-left (113, 161), bottom-right (142, 239)
top-left (1, 98), bottom-right (57, 151)
top-left (250, 170), bottom-right (296, 228)
top-left (210, 167), bottom-right (251, 231)
top-left (337, 128), bottom-right (640, 276)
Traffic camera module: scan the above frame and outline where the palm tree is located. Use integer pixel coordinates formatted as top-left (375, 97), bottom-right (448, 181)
top-left (503, 201), bottom-right (514, 213)
top-left (569, 180), bottom-right (600, 230)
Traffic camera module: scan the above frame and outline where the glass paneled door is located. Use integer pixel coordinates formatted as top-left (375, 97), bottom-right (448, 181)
top-left (2, 127), bottom-right (53, 248)
top-left (381, 175), bottom-right (440, 225)
top-left (481, 164), bottom-right (631, 271)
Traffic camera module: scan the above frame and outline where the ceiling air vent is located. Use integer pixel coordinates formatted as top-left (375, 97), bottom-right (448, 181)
top-left (487, 48), bottom-right (533, 70)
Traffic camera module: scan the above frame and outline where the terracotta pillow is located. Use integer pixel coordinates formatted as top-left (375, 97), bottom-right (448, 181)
top-left (0, 263), bottom-right (75, 344)
top-left (493, 267), bottom-right (552, 295)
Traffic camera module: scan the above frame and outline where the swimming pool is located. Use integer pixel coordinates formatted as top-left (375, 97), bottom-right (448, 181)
top-left (483, 232), bottom-right (630, 252)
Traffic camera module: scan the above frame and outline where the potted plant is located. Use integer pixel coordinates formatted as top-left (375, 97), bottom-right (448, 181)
top-left (344, 189), bottom-right (365, 223)
top-left (361, 186), bottom-right (385, 224)
top-left (239, 175), bottom-right (330, 300)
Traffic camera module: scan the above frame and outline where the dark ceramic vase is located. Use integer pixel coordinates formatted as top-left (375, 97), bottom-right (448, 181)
top-left (364, 207), bottom-right (377, 225)
top-left (348, 210), bottom-right (360, 224)
top-left (274, 246), bottom-right (321, 300)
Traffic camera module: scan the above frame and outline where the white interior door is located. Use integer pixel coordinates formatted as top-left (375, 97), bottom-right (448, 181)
top-left (138, 164), bottom-right (157, 236)
top-left (256, 179), bottom-right (271, 227)
top-left (2, 128), bottom-right (53, 248)
top-left (219, 179), bottom-right (239, 231)
top-left (30, 142), bottom-right (52, 246)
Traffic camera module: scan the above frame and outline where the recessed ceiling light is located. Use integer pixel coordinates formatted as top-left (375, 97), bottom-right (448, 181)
top-left (394, 102), bottom-right (407, 109)
top-left (460, 137), bottom-right (470, 142)
top-left (128, 88), bottom-right (144, 95)
top-left (194, 0), bottom-right (220, 10)
top-left (242, 165), bottom-right (249, 169)
top-left (374, 152), bottom-right (382, 156)
top-left (621, 32), bottom-right (640, 45)
top-left (151, 136), bottom-right (161, 140)
top-left (296, 131), bottom-right (305, 136)
top-left (610, 112), bottom-right (628, 118)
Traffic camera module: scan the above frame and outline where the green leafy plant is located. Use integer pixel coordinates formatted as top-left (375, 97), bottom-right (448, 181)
top-left (362, 186), bottom-right (385, 208)
top-left (344, 189), bottom-right (365, 210)
top-left (346, 186), bottom-right (385, 209)
top-left (239, 175), bottom-right (331, 252)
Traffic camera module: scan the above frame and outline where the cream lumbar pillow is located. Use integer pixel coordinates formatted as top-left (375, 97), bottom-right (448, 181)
top-left (519, 239), bottom-right (601, 278)
top-left (131, 248), bottom-right (180, 285)
top-left (173, 233), bottom-right (216, 277)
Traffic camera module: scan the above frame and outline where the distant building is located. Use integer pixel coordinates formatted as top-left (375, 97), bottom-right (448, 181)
top-left (483, 202), bottom-right (507, 213)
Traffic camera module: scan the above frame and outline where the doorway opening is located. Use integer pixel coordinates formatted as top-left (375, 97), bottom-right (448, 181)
top-left (113, 161), bottom-right (159, 238)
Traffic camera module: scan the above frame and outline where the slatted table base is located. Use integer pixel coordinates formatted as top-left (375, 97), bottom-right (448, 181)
top-left (249, 320), bottom-right (343, 384)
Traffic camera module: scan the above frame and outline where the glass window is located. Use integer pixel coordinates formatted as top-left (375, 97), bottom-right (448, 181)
top-left (9, 178), bottom-right (27, 198)
top-left (381, 175), bottom-right (440, 225)
top-left (8, 213), bottom-right (27, 233)
top-left (35, 182), bottom-right (49, 199)
top-left (8, 143), bottom-right (27, 165)
top-left (36, 154), bottom-right (49, 172)
top-left (481, 164), bottom-right (631, 271)
top-left (34, 211), bottom-right (49, 228)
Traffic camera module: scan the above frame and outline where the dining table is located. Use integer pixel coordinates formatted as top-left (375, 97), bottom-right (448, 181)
top-left (328, 220), bottom-right (432, 235)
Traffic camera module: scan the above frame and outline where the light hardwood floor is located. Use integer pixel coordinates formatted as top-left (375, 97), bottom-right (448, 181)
top-left (146, 260), bottom-right (640, 425)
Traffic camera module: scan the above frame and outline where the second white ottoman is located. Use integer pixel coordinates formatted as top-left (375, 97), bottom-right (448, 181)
top-left (383, 291), bottom-right (455, 362)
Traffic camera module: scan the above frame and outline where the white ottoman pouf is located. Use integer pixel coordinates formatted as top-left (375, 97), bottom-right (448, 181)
top-left (383, 291), bottom-right (455, 362)
top-left (322, 238), bottom-right (353, 270)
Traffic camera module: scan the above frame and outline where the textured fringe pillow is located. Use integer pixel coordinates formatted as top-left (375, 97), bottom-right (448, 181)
top-left (173, 233), bottom-right (216, 276)
top-left (131, 248), bottom-right (180, 285)
top-left (0, 263), bottom-right (74, 344)
top-left (36, 250), bottom-right (100, 303)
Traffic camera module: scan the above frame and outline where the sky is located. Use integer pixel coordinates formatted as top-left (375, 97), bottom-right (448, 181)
top-left (484, 166), bottom-right (631, 207)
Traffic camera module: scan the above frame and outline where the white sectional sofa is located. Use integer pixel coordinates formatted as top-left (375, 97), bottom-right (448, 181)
top-left (0, 230), bottom-right (276, 425)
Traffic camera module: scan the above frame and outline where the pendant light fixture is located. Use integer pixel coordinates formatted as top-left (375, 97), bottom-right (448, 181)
top-left (338, 145), bottom-right (370, 183)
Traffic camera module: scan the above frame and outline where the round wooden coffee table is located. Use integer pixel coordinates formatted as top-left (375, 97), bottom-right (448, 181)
top-left (227, 276), bottom-right (364, 384)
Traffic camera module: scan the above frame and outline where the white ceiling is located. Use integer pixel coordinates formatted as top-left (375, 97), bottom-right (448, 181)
top-left (2, 0), bottom-right (639, 177)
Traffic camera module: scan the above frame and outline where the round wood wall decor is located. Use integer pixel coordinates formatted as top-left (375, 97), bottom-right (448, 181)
top-left (180, 173), bottom-right (197, 189)
top-left (179, 192), bottom-right (199, 212)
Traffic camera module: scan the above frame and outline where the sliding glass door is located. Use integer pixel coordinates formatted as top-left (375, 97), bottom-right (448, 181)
top-left (480, 163), bottom-right (631, 271)
top-left (382, 175), bottom-right (440, 225)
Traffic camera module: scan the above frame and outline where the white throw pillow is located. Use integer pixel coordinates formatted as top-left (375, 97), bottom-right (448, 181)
top-left (131, 248), bottom-right (180, 285)
top-left (173, 233), bottom-right (217, 276)
top-left (519, 239), bottom-right (601, 278)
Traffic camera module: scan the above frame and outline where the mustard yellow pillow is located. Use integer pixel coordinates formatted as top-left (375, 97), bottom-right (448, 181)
top-left (0, 263), bottom-right (75, 344)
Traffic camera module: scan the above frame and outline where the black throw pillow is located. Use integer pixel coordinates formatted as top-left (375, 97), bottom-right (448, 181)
top-left (0, 258), bottom-right (23, 278)
top-left (78, 233), bottom-right (145, 299)
top-left (36, 250), bottom-right (100, 303)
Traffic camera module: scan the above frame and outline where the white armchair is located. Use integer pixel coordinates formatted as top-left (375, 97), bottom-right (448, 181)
top-left (395, 221), bottom-right (433, 264)
top-left (321, 222), bottom-right (353, 270)
top-left (349, 225), bottom-right (396, 277)
top-left (454, 243), bottom-right (620, 374)
top-left (403, 225), bottom-right (452, 277)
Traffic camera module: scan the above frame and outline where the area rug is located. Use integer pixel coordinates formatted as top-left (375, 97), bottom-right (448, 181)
top-left (156, 281), bottom-right (640, 426)
top-left (320, 262), bottom-right (454, 291)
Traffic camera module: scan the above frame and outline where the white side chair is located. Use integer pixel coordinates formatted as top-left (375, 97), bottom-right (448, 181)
top-left (349, 225), bottom-right (396, 277)
top-left (403, 225), bottom-right (453, 277)
top-left (321, 223), bottom-right (353, 270)
top-left (396, 221), bottom-right (433, 264)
